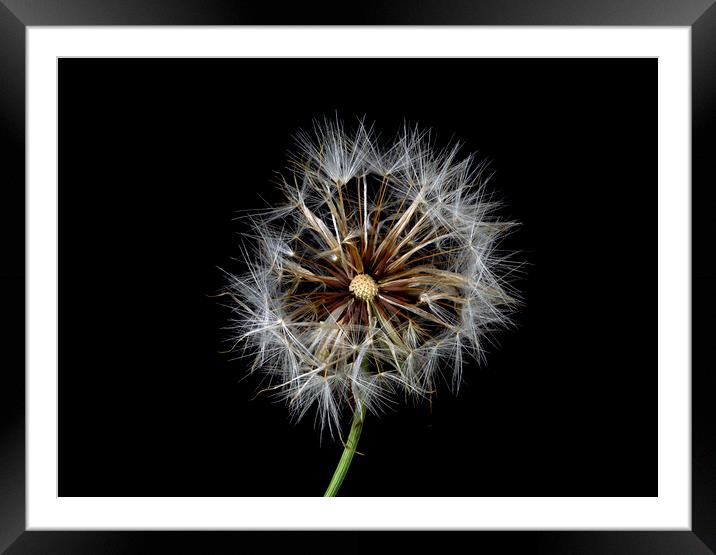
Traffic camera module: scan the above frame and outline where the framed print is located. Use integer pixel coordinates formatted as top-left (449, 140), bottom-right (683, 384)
top-left (1, 2), bottom-right (713, 554)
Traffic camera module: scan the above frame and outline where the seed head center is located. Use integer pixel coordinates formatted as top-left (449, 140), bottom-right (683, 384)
top-left (349, 273), bottom-right (378, 302)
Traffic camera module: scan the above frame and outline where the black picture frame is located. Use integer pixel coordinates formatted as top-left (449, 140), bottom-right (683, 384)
top-left (1, 2), bottom-right (713, 553)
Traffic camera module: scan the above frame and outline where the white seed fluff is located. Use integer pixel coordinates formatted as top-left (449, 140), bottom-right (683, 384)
top-left (223, 118), bottom-right (519, 437)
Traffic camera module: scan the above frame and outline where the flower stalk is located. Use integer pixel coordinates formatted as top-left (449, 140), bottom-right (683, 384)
top-left (324, 405), bottom-right (366, 497)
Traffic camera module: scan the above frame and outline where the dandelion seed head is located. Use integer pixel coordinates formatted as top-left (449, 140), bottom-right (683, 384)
top-left (223, 117), bottom-right (520, 437)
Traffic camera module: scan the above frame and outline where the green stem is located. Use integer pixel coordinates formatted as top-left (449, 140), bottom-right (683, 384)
top-left (323, 406), bottom-right (365, 497)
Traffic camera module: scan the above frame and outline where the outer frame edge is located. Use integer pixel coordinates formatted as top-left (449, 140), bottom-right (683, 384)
top-left (5, 0), bottom-right (713, 552)
top-left (0, 0), bottom-right (26, 554)
top-left (691, 1), bottom-right (716, 553)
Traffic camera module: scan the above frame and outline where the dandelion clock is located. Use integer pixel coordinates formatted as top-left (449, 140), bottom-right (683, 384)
top-left (221, 118), bottom-right (519, 496)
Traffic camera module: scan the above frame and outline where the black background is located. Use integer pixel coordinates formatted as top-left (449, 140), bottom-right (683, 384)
top-left (58, 58), bottom-right (655, 497)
